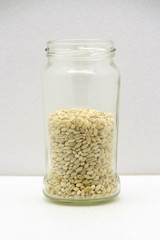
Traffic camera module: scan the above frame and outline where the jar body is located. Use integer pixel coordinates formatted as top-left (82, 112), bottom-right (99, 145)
top-left (42, 40), bottom-right (120, 203)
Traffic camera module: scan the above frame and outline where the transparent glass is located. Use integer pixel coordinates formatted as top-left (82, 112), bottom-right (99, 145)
top-left (42, 39), bottom-right (120, 204)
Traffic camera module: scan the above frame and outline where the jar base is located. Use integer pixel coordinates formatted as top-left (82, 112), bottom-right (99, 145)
top-left (43, 187), bottom-right (120, 205)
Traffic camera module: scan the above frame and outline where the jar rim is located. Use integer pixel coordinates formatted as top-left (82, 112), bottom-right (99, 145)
top-left (47, 39), bottom-right (114, 46)
top-left (45, 39), bottom-right (115, 58)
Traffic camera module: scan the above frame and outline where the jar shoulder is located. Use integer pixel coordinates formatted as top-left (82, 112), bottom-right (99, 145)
top-left (110, 63), bottom-right (121, 83)
top-left (43, 61), bottom-right (120, 82)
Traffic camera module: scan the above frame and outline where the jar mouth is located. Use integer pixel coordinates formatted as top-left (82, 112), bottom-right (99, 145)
top-left (45, 39), bottom-right (116, 58)
top-left (47, 39), bottom-right (114, 45)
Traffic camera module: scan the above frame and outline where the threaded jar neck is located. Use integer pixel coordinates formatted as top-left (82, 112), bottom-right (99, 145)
top-left (45, 39), bottom-right (116, 59)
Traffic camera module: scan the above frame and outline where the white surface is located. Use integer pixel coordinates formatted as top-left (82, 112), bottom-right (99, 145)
top-left (0, 0), bottom-right (160, 175)
top-left (0, 176), bottom-right (160, 240)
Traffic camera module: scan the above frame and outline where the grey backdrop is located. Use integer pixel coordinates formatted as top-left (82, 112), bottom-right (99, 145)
top-left (0, 0), bottom-right (160, 175)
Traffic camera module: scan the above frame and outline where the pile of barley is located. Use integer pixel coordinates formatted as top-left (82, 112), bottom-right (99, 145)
top-left (44, 108), bottom-right (119, 199)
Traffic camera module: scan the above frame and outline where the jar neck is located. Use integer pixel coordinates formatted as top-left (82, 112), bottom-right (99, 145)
top-left (47, 55), bottom-right (114, 66)
top-left (45, 39), bottom-right (116, 64)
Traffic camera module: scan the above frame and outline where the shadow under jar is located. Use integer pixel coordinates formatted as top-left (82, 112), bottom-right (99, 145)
top-left (42, 39), bottom-right (121, 204)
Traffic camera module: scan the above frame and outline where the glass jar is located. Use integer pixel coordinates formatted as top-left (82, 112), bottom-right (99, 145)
top-left (42, 39), bottom-right (120, 204)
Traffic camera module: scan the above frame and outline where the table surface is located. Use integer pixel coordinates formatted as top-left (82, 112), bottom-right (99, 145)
top-left (0, 176), bottom-right (159, 240)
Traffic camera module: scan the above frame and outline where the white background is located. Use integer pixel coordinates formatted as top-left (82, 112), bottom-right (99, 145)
top-left (0, 176), bottom-right (160, 240)
top-left (0, 0), bottom-right (160, 175)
